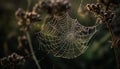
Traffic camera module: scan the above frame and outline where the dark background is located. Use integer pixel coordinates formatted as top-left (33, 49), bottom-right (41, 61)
top-left (0, 0), bottom-right (116, 69)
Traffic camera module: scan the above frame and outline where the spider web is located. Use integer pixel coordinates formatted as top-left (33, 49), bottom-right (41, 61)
top-left (35, 12), bottom-right (97, 59)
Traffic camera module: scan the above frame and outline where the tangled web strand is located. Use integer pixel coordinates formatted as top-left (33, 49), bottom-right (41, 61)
top-left (36, 13), bottom-right (97, 59)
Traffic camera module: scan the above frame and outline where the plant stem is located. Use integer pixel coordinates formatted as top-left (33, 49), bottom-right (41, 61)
top-left (114, 45), bottom-right (120, 69)
top-left (26, 31), bottom-right (41, 69)
top-left (106, 22), bottom-right (120, 69)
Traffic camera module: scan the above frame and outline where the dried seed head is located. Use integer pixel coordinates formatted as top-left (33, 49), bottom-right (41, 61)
top-left (26, 12), bottom-right (41, 22)
top-left (104, 12), bottom-right (108, 17)
top-left (96, 3), bottom-right (101, 8)
top-left (15, 8), bottom-right (25, 19)
top-left (91, 4), bottom-right (96, 9)
top-left (39, 1), bottom-right (52, 14)
top-left (0, 57), bottom-right (8, 66)
top-left (33, 4), bottom-right (41, 13)
top-left (86, 2), bottom-right (115, 25)
top-left (86, 3), bottom-right (102, 15)
top-left (86, 4), bottom-right (93, 11)
top-left (110, 13), bottom-right (114, 18)
top-left (15, 8), bottom-right (41, 32)
top-left (98, 0), bottom-right (120, 5)
top-left (0, 53), bottom-right (25, 68)
top-left (36, 0), bottom-right (70, 15)
top-left (108, 19), bottom-right (112, 23)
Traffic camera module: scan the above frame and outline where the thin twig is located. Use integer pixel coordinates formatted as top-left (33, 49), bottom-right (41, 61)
top-left (26, 31), bottom-right (41, 69)
top-left (114, 46), bottom-right (120, 69)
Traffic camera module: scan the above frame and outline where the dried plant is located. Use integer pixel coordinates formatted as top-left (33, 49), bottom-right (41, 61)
top-left (1, 0), bottom-right (120, 69)
top-left (86, 0), bottom-right (120, 69)
top-left (0, 53), bottom-right (25, 69)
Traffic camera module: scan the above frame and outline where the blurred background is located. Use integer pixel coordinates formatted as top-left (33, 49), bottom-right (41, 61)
top-left (0, 0), bottom-right (116, 69)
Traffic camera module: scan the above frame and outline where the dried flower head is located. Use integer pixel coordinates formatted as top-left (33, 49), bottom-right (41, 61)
top-left (15, 8), bottom-right (26, 19)
top-left (98, 0), bottom-right (120, 10)
top-left (33, 0), bottom-right (71, 15)
top-left (0, 53), bottom-right (25, 69)
top-left (15, 8), bottom-right (41, 31)
top-left (98, 0), bottom-right (120, 5)
top-left (86, 3), bottom-right (114, 24)
top-left (26, 12), bottom-right (41, 23)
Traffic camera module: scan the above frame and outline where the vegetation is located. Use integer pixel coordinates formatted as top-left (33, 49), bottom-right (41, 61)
top-left (0, 0), bottom-right (120, 69)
